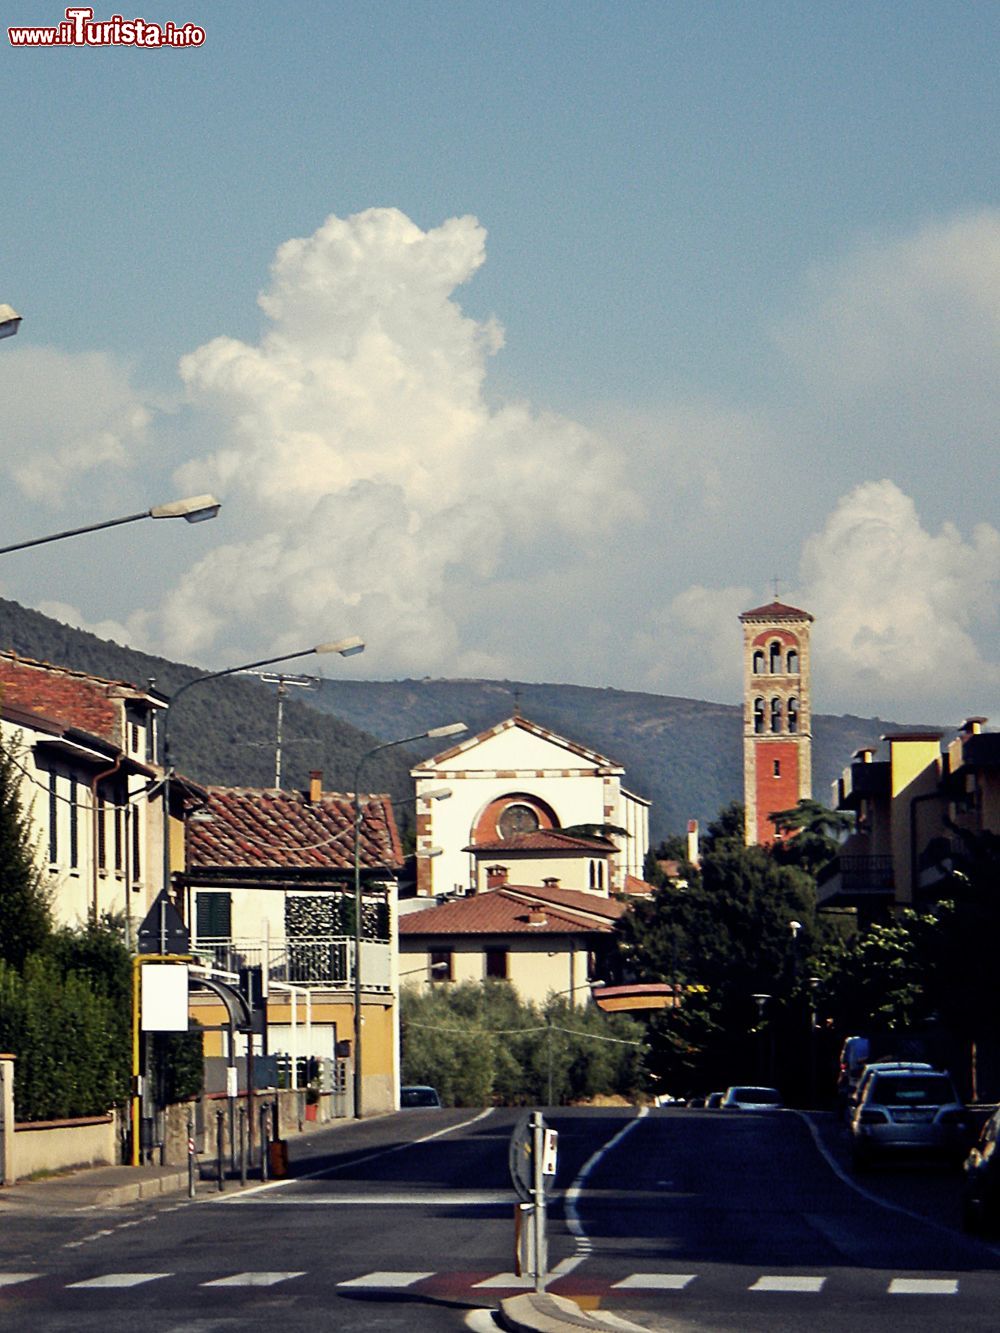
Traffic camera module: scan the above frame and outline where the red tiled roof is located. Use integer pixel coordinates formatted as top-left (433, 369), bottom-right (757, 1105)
top-left (623, 874), bottom-right (656, 896)
top-left (465, 830), bottom-right (616, 854)
top-left (501, 882), bottom-right (626, 922)
top-left (187, 786), bottom-right (403, 871)
top-left (739, 601), bottom-right (813, 622)
top-left (399, 886), bottom-right (623, 937)
top-left (0, 651), bottom-right (153, 747)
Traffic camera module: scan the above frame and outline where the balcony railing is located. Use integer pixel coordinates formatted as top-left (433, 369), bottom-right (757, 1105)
top-left (817, 854), bottom-right (895, 904)
top-left (192, 935), bottom-right (393, 992)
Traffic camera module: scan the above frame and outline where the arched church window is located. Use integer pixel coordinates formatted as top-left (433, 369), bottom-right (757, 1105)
top-left (770, 697), bottom-right (782, 733)
top-left (769, 641), bottom-right (782, 673)
top-left (753, 698), bottom-right (765, 734)
top-left (752, 649), bottom-right (765, 674)
top-left (787, 649), bottom-right (799, 674)
top-left (498, 803), bottom-right (541, 839)
top-left (788, 697), bottom-right (799, 734)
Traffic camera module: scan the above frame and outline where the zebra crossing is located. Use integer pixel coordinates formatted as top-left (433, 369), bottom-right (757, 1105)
top-left (0, 1267), bottom-right (974, 1296)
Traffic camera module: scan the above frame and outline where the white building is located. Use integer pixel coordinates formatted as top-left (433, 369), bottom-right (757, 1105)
top-left (411, 715), bottom-right (650, 899)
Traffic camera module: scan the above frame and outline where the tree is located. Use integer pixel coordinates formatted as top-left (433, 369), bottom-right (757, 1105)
top-left (769, 799), bottom-right (854, 876)
top-left (0, 735), bottom-right (51, 968)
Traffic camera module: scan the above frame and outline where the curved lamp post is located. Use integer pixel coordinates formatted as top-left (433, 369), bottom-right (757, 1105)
top-left (0, 493), bottom-right (222, 556)
top-left (352, 722), bottom-right (465, 1118)
top-left (160, 636), bottom-right (365, 897)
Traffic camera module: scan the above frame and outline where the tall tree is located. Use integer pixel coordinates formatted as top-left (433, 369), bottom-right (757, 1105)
top-left (0, 735), bottom-right (51, 968)
top-left (769, 798), bottom-right (854, 876)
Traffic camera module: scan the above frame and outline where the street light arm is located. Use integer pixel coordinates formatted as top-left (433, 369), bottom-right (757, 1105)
top-left (0, 493), bottom-right (222, 556)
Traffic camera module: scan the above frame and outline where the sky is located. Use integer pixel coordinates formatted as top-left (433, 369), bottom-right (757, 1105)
top-left (1, 0), bottom-right (998, 727)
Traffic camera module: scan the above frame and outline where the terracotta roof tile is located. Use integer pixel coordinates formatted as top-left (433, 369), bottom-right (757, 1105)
top-left (187, 786), bottom-right (403, 871)
top-left (399, 886), bottom-right (622, 937)
top-left (0, 652), bottom-right (151, 747)
top-left (739, 601), bottom-right (813, 622)
top-left (501, 882), bottom-right (626, 921)
top-left (465, 830), bottom-right (616, 854)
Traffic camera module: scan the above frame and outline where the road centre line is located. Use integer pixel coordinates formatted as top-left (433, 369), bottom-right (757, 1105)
top-left (221, 1189), bottom-right (512, 1206)
top-left (215, 1107), bottom-right (495, 1203)
top-left (560, 1105), bottom-right (650, 1278)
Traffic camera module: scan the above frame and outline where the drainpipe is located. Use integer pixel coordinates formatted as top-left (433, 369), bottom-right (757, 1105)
top-left (91, 755), bottom-right (123, 922)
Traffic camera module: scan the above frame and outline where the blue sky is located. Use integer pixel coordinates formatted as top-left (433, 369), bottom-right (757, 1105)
top-left (2, 1), bottom-right (998, 724)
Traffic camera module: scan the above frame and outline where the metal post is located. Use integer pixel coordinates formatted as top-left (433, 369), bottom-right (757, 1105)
top-left (216, 1110), bottom-right (225, 1192)
top-left (260, 1104), bottom-right (270, 1182)
top-left (532, 1111), bottom-right (547, 1292)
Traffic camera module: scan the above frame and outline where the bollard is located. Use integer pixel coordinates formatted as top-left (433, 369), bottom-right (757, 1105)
top-left (187, 1111), bottom-right (196, 1199)
top-left (239, 1105), bottom-right (247, 1187)
top-left (216, 1109), bottom-right (225, 1192)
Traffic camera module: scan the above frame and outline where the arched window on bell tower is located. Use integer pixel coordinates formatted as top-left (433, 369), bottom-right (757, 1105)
top-left (787, 648), bottom-right (799, 674)
top-left (770, 697), bottom-right (782, 733)
top-left (754, 698), bottom-right (765, 734)
top-left (753, 649), bottom-right (765, 674)
top-left (769, 640), bottom-right (782, 673)
top-left (788, 697), bottom-right (799, 734)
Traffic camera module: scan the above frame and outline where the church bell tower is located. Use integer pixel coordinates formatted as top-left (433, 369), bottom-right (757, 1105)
top-left (739, 600), bottom-right (814, 846)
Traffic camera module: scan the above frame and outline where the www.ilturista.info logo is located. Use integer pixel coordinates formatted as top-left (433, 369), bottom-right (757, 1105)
top-left (9, 7), bottom-right (205, 46)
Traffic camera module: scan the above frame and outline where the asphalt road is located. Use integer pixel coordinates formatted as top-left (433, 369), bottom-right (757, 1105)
top-left (2, 1105), bottom-right (1000, 1331)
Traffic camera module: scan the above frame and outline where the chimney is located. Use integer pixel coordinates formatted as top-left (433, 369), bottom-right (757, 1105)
top-left (527, 907), bottom-right (547, 926)
top-left (686, 819), bottom-right (700, 868)
top-left (486, 864), bottom-right (508, 889)
top-left (853, 748), bottom-right (875, 763)
top-left (542, 876), bottom-right (560, 889)
top-left (308, 770), bottom-right (322, 803)
top-left (961, 717), bottom-right (987, 737)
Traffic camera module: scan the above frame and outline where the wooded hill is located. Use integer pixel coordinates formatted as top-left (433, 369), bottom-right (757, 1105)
top-left (0, 597), bottom-right (925, 842)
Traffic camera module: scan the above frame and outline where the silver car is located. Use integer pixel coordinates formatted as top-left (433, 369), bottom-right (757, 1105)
top-left (850, 1068), bottom-right (968, 1167)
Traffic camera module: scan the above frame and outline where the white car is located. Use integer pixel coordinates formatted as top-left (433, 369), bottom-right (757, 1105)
top-left (721, 1085), bottom-right (784, 1110)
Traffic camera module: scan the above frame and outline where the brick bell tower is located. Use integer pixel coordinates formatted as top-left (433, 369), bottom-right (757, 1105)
top-left (739, 600), bottom-right (814, 846)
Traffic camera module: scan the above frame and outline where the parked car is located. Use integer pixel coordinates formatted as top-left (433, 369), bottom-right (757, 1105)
top-left (962, 1108), bottom-right (1000, 1232)
top-left (849, 1068), bottom-right (968, 1168)
top-left (836, 1035), bottom-right (871, 1112)
top-left (705, 1091), bottom-right (725, 1109)
top-left (849, 1061), bottom-right (935, 1120)
top-left (721, 1085), bottom-right (784, 1110)
top-left (400, 1085), bottom-right (442, 1108)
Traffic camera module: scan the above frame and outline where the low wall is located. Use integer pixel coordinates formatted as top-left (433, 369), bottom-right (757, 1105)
top-left (12, 1113), bottom-right (118, 1181)
top-left (159, 1088), bottom-right (347, 1167)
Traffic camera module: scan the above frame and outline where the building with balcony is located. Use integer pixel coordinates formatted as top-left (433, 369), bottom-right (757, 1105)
top-left (180, 771), bottom-right (403, 1115)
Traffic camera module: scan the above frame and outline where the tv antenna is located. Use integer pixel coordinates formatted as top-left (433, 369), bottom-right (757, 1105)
top-left (256, 672), bottom-right (320, 789)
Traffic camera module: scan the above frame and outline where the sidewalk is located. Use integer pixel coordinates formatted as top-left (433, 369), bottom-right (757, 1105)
top-left (0, 1162), bottom-right (192, 1210)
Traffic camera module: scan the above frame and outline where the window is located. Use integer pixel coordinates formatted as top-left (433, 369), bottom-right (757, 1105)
top-left (196, 892), bottom-right (232, 941)
top-left (752, 649), bottom-right (765, 674)
top-left (498, 803), bottom-right (541, 839)
top-left (97, 793), bottom-right (107, 870)
top-left (773, 759), bottom-right (781, 777)
top-left (787, 649), bottom-right (799, 674)
top-left (114, 803), bottom-right (123, 872)
top-left (132, 811), bottom-right (141, 881)
top-left (430, 949), bottom-right (453, 982)
top-left (485, 948), bottom-right (508, 980)
top-left (770, 698), bottom-right (782, 733)
top-left (788, 697), bottom-right (799, 734)
top-left (769, 640), bottom-right (782, 673)
top-left (753, 698), bottom-right (765, 734)
top-left (48, 770), bottom-right (58, 863)
top-left (69, 776), bottom-right (79, 869)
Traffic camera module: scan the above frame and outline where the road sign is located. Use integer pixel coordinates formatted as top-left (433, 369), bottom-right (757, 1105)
top-left (137, 891), bottom-right (190, 955)
top-left (509, 1112), bottom-right (534, 1203)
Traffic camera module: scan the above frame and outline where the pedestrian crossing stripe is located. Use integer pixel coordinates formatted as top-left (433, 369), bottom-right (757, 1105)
top-left (613, 1275), bottom-right (696, 1290)
top-left (888, 1278), bottom-right (959, 1295)
top-left (68, 1274), bottom-right (171, 1289)
top-left (336, 1271), bottom-right (434, 1288)
top-left (201, 1272), bottom-right (306, 1287)
top-left (0, 1274), bottom-right (36, 1287)
top-left (750, 1276), bottom-right (827, 1292)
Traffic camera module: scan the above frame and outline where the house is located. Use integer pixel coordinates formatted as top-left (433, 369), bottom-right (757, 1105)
top-left (180, 771), bottom-right (404, 1115)
top-left (465, 828), bottom-right (617, 896)
top-left (410, 714), bottom-right (650, 899)
top-left (399, 872), bottom-right (626, 1007)
top-left (817, 718), bottom-right (1000, 921)
top-left (0, 651), bottom-right (165, 932)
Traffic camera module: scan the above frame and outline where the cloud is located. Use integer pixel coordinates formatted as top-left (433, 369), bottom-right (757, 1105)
top-left (0, 348), bottom-right (152, 503)
top-left (801, 479), bottom-right (1000, 716)
top-left (159, 207), bottom-right (641, 672)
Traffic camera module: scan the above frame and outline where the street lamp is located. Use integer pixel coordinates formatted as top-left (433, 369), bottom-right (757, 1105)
top-left (352, 722), bottom-right (465, 1118)
top-left (752, 993), bottom-right (771, 1081)
top-left (160, 636), bottom-right (365, 897)
top-left (0, 493), bottom-right (222, 556)
top-left (0, 304), bottom-right (21, 339)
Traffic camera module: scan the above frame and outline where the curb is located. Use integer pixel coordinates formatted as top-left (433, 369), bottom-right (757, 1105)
top-left (498, 1292), bottom-right (649, 1332)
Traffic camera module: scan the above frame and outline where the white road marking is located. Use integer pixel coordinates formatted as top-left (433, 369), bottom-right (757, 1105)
top-left (465, 1310), bottom-right (501, 1331)
top-left (888, 1277), bottom-right (959, 1295)
top-left (201, 1271), bottom-right (306, 1287)
top-left (0, 1274), bottom-right (37, 1287)
top-left (750, 1275), bottom-right (826, 1292)
top-left (612, 1274), bottom-right (697, 1290)
top-left (68, 1273), bottom-right (171, 1288)
top-left (472, 1272), bottom-right (534, 1289)
top-left (337, 1271), bottom-right (434, 1288)
top-left (222, 1189), bottom-right (511, 1206)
